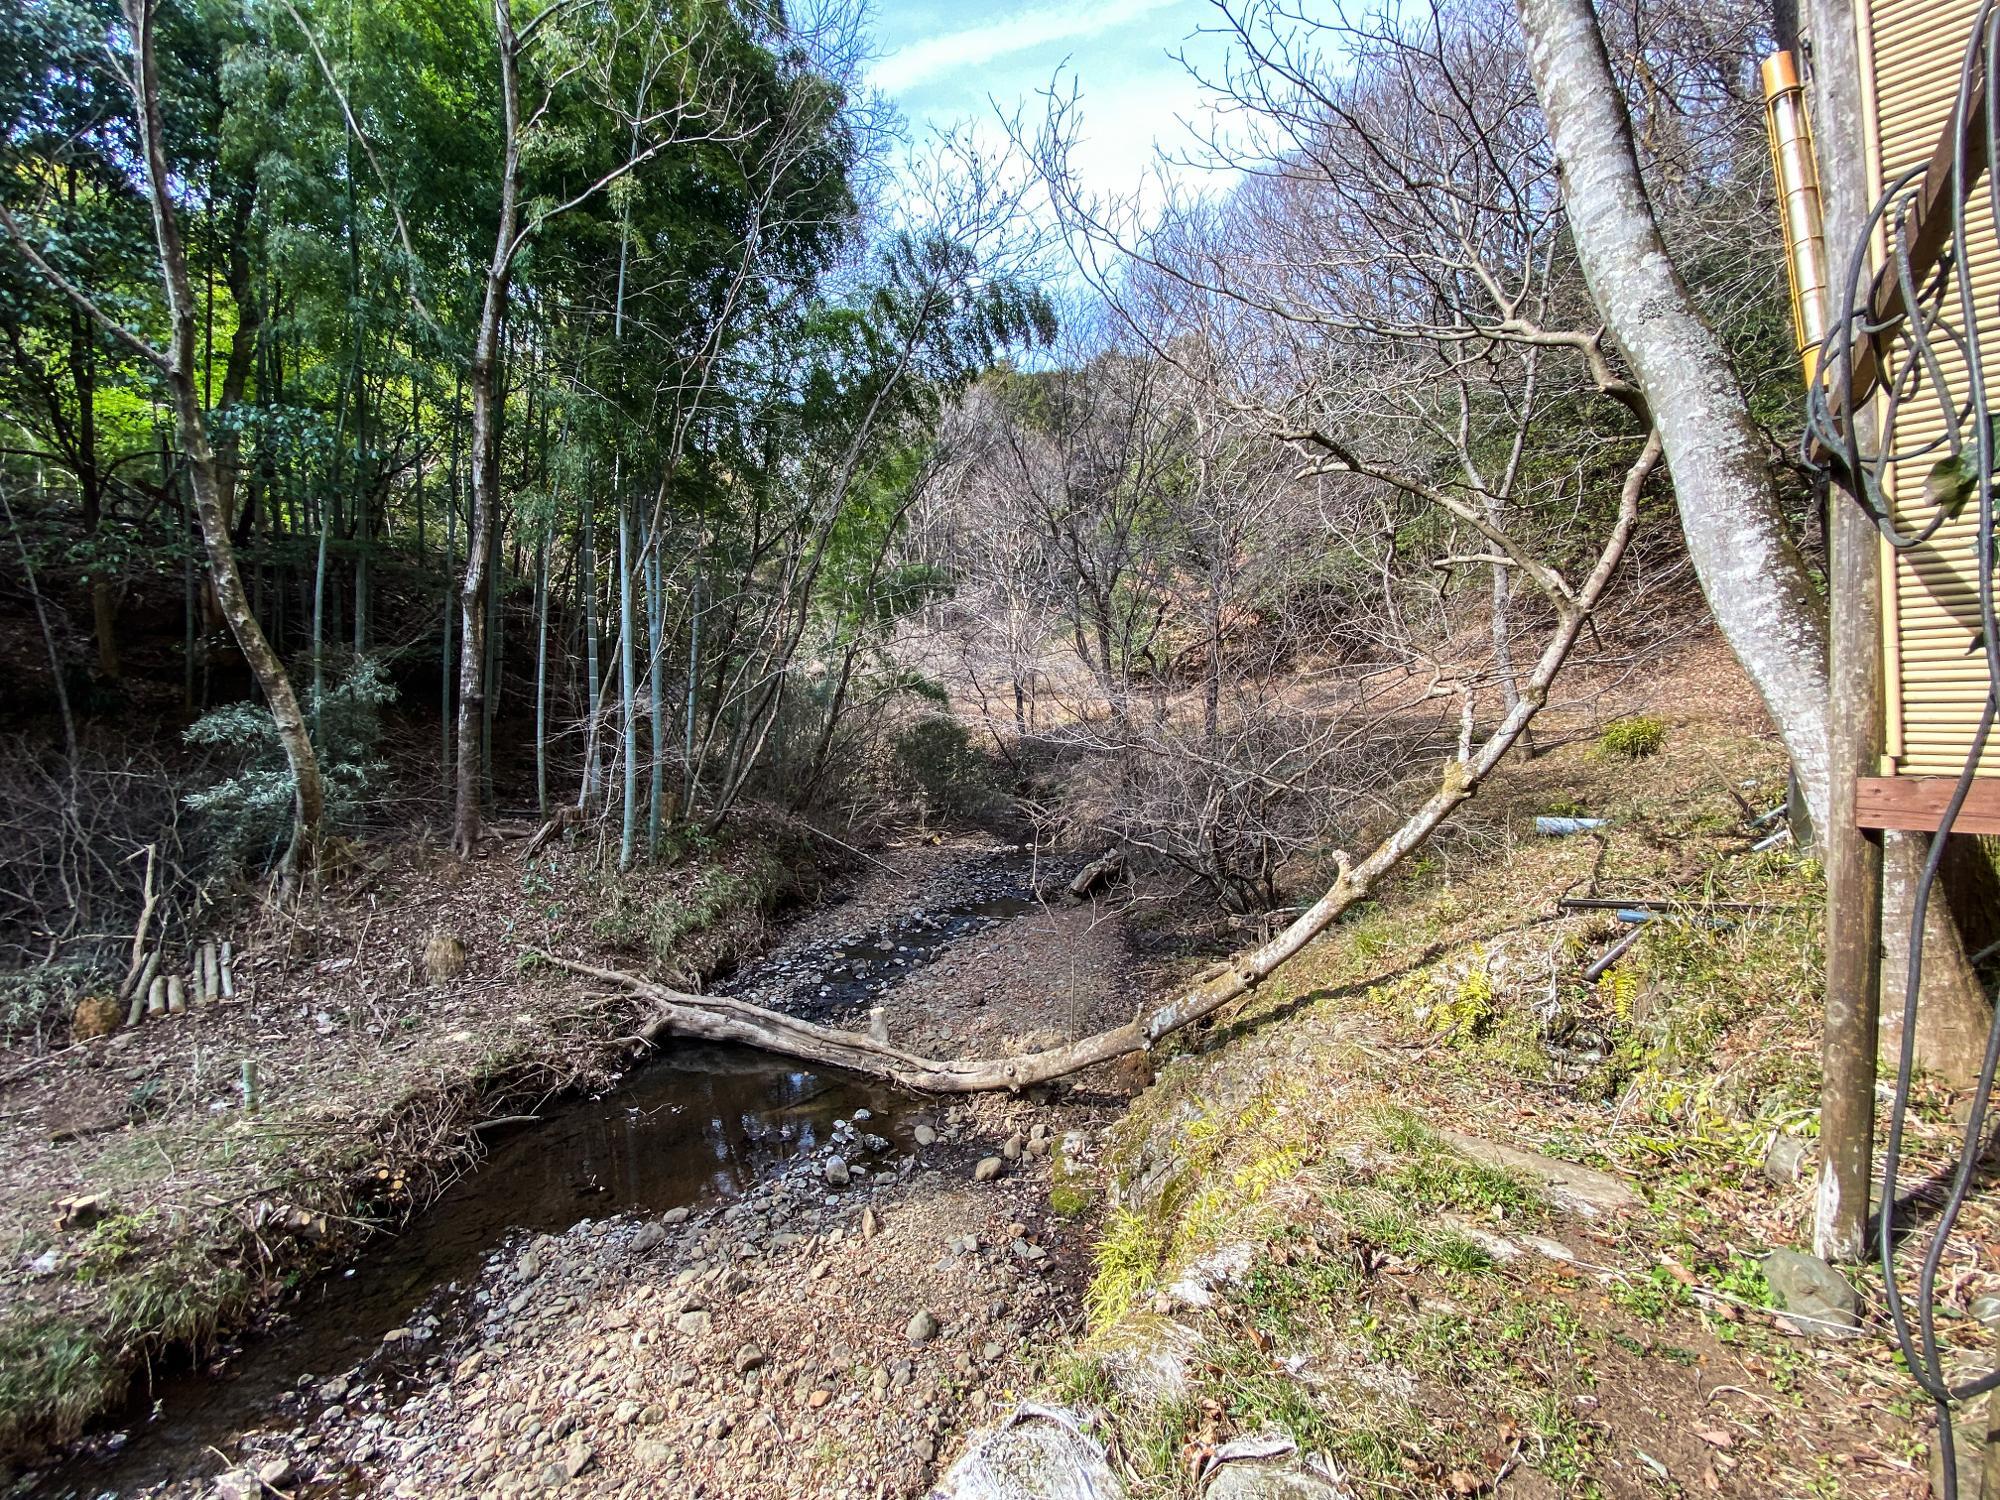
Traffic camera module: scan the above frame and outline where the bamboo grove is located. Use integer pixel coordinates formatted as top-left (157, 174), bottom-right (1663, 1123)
top-left (0, 0), bottom-right (1053, 887)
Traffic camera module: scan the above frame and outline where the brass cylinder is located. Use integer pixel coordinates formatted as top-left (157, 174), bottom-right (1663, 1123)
top-left (1763, 49), bottom-right (1831, 382)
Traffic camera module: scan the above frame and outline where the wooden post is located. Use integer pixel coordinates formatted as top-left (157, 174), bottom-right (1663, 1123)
top-left (1801, 0), bottom-right (1885, 1262)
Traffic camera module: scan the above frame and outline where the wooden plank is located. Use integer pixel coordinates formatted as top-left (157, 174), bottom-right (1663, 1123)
top-left (1855, 774), bottom-right (2000, 832)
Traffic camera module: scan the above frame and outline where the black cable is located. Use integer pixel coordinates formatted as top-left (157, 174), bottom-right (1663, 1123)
top-left (1803, 9), bottom-right (2000, 1494)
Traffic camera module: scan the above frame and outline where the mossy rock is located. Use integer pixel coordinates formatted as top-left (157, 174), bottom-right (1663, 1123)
top-left (1050, 1130), bottom-right (1101, 1219)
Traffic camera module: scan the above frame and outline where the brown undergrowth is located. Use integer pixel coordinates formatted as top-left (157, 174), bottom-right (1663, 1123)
top-left (0, 813), bottom-right (830, 1470)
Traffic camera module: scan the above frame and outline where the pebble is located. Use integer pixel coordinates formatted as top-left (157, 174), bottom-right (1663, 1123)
top-left (825, 1158), bottom-right (851, 1187)
top-left (973, 1157), bottom-right (1004, 1183)
top-left (914, 1125), bottom-right (938, 1147)
top-left (906, 1310), bottom-right (941, 1344)
top-left (734, 1343), bottom-right (765, 1374)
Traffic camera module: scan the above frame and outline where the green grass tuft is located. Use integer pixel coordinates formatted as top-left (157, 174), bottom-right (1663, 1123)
top-left (1088, 1206), bottom-right (1169, 1330)
top-left (1598, 715), bottom-right (1667, 759)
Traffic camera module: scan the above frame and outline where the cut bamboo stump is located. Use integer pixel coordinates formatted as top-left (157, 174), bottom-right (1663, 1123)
top-left (126, 949), bottom-right (160, 1011)
top-left (219, 942), bottom-right (235, 998)
top-left (199, 941), bottom-right (219, 1005)
top-left (145, 977), bottom-right (166, 1018)
top-left (166, 975), bottom-right (186, 1015)
top-left (125, 992), bottom-right (145, 1027)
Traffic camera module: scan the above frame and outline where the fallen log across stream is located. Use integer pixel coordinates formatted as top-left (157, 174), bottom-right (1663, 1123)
top-left (532, 430), bottom-right (1663, 1094)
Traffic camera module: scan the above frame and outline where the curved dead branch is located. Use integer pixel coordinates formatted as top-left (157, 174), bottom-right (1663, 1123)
top-left (530, 426), bottom-right (1660, 1095)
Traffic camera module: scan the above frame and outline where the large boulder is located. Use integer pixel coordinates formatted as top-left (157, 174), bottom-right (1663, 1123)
top-left (931, 1404), bottom-right (1124, 1500)
top-left (1761, 1249), bottom-right (1861, 1338)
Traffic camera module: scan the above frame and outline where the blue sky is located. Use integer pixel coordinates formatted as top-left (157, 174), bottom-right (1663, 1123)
top-left (863, 0), bottom-right (1236, 211)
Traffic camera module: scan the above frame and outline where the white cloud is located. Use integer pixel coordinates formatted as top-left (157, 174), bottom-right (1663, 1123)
top-left (868, 0), bottom-right (1189, 94)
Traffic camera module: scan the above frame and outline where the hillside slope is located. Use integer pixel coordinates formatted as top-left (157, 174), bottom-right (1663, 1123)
top-left (951, 641), bottom-right (1972, 1500)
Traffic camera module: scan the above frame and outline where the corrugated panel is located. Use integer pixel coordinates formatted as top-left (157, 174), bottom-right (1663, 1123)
top-left (1860, 0), bottom-right (2000, 775)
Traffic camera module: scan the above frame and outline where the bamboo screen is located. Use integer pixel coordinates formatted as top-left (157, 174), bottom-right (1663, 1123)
top-left (1856, 0), bottom-right (2000, 775)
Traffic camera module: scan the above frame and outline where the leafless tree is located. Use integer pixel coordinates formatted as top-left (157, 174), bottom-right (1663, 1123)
top-left (1514, 0), bottom-right (1832, 831)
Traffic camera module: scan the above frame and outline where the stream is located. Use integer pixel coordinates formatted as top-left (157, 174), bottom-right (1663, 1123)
top-left (37, 860), bottom-right (1041, 1497)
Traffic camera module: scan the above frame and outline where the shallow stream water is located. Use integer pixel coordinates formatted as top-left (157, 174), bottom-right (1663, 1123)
top-left (37, 866), bottom-right (1039, 1496)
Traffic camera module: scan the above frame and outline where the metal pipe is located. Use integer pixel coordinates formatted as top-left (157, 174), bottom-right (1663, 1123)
top-left (1764, 49), bottom-right (1832, 382)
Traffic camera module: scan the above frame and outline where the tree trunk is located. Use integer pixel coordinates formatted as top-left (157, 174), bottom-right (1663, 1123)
top-left (1204, 567), bottom-right (1223, 742)
top-left (311, 497), bottom-right (329, 722)
top-left (442, 389), bottom-right (459, 794)
top-left (353, 477), bottom-right (369, 657)
top-left (180, 448), bottom-right (195, 714)
top-left (619, 495), bottom-right (639, 869)
top-left (682, 564), bottom-right (701, 808)
top-left (1803, 0), bottom-right (1885, 1262)
top-left (214, 184), bottom-right (261, 538)
top-left (536, 522), bottom-right (550, 817)
top-left (70, 303), bottom-right (120, 679)
top-left (126, 0), bottom-right (322, 882)
top-left (581, 491), bottom-right (604, 809)
top-left (647, 528), bottom-right (665, 847)
top-left (1515, 0), bottom-right (1832, 833)
top-left (452, 0), bottom-right (523, 857)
